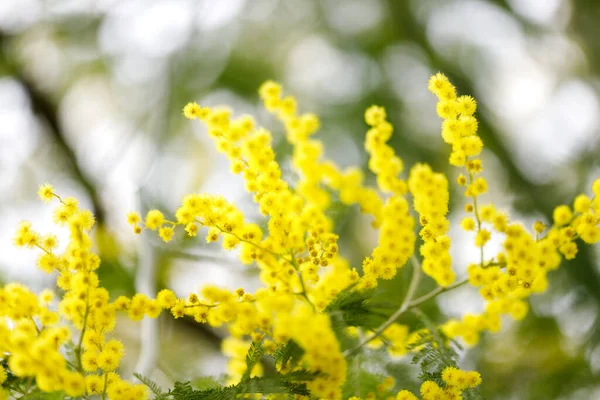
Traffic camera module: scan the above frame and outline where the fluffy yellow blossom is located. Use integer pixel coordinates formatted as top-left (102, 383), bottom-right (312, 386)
top-left (365, 105), bottom-right (387, 126)
top-left (126, 211), bottom-right (141, 225)
top-left (144, 209), bottom-right (164, 230)
top-left (158, 226), bottom-right (175, 242)
top-left (396, 390), bottom-right (419, 400)
top-left (37, 183), bottom-right (54, 202)
top-left (183, 101), bottom-right (202, 119)
top-left (574, 194), bottom-right (591, 213)
top-left (553, 205), bottom-right (573, 226)
top-left (475, 229), bottom-right (491, 247)
top-left (461, 217), bottom-right (476, 231)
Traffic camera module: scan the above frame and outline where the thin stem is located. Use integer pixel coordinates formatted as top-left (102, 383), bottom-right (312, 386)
top-left (290, 252), bottom-right (316, 311)
top-left (214, 224), bottom-right (292, 263)
top-left (408, 278), bottom-right (469, 307)
top-left (184, 303), bottom-right (218, 308)
top-left (344, 255), bottom-right (422, 357)
top-left (466, 159), bottom-right (485, 268)
top-left (30, 317), bottom-right (41, 334)
top-left (101, 373), bottom-right (108, 400)
top-left (33, 243), bottom-right (50, 254)
top-left (354, 329), bottom-right (363, 397)
top-left (135, 234), bottom-right (160, 377)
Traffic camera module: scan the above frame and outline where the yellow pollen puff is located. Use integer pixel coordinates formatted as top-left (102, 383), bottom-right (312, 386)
top-left (126, 211), bottom-right (141, 225)
top-left (159, 226), bottom-right (175, 243)
top-left (461, 217), bottom-right (476, 231)
top-left (553, 205), bottom-right (572, 226)
top-left (466, 159), bottom-right (483, 173)
top-left (427, 72), bottom-right (453, 97)
top-left (573, 194), bottom-right (591, 213)
top-left (456, 95), bottom-right (477, 116)
top-left (475, 229), bottom-right (491, 247)
top-left (396, 390), bottom-right (418, 400)
top-left (38, 183), bottom-right (54, 202)
top-left (365, 105), bottom-right (387, 126)
top-left (592, 178), bottom-right (600, 196)
top-left (259, 80), bottom-right (282, 100)
top-left (145, 209), bottom-right (165, 230)
top-left (183, 102), bottom-right (202, 119)
top-left (436, 100), bottom-right (458, 119)
top-left (533, 221), bottom-right (545, 234)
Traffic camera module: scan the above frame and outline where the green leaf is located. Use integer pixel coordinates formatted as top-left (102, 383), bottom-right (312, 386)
top-left (191, 376), bottom-right (223, 390)
top-left (342, 363), bottom-right (386, 399)
top-left (168, 373), bottom-right (315, 400)
top-left (406, 311), bottom-right (460, 386)
top-left (405, 311), bottom-right (483, 398)
top-left (271, 339), bottom-right (304, 369)
top-left (241, 340), bottom-right (265, 381)
top-left (134, 372), bottom-right (169, 400)
top-left (325, 286), bottom-right (389, 331)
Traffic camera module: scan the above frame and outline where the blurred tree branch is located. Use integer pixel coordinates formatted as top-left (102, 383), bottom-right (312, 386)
top-left (0, 31), bottom-right (106, 223)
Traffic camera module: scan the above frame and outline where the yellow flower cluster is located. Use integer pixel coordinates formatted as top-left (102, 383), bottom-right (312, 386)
top-left (443, 187), bottom-right (600, 346)
top-left (428, 74), bottom-right (600, 346)
top-left (360, 194), bottom-right (416, 288)
top-left (428, 73), bottom-right (481, 167)
top-left (5, 74), bottom-right (600, 399)
top-left (260, 81), bottom-right (330, 210)
top-left (182, 98), bottom-right (340, 296)
top-left (364, 105), bottom-right (407, 195)
top-left (357, 106), bottom-right (418, 288)
top-left (429, 73), bottom-right (490, 251)
top-left (350, 367), bottom-right (481, 400)
top-left (8, 185), bottom-right (147, 399)
top-left (409, 164), bottom-right (455, 286)
top-left (260, 82), bottom-right (387, 228)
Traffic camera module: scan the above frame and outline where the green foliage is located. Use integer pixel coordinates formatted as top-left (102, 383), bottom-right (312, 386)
top-left (408, 311), bottom-right (483, 399)
top-left (342, 357), bottom-right (385, 399)
top-left (191, 376), bottom-right (223, 391)
top-left (241, 340), bottom-right (265, 381)
top-left (134, 373), bottom-right (170, 400)
top-left (271, 339), bottom-right (304, 369)
top-left (325, 285), bottom-right (390, 331)
top-left (167, 373), bottom-right (314, 400)
top-left (134, 362), bottom-right (317, 400)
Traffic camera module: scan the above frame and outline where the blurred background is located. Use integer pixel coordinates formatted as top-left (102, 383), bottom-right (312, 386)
top-left (1, 0), bottom-right (600, 398)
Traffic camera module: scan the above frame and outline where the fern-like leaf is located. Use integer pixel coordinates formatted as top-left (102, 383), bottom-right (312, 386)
top-left (271, 339), bottom-right (304, 369)
top-left (241, 340), bottom-right (265, 381)
top-left (168, 373), bottom-right (315, 400)
top-left (324, 286), bottom-right (388, 331)
top-left (407, 311), bottom-right (460, 386)
top-left (134, 372), bottom-right (169, 399)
